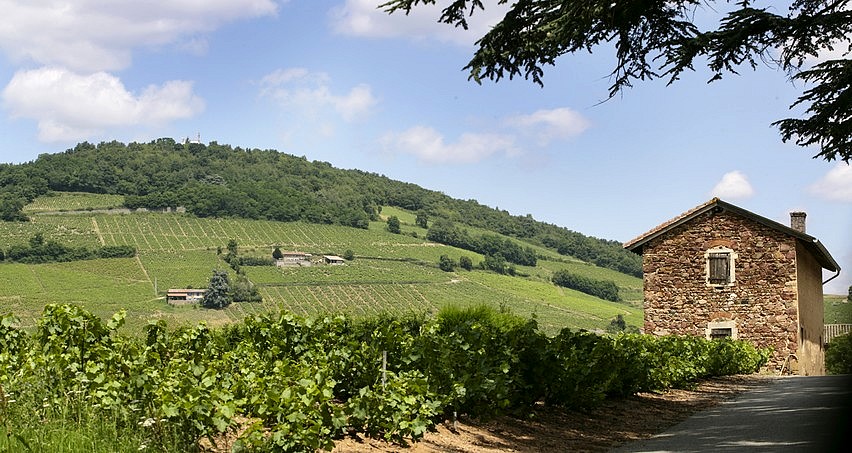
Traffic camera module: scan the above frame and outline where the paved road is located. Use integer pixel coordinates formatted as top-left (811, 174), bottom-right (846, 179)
top-left (613, 375), bottom-right (852, 453)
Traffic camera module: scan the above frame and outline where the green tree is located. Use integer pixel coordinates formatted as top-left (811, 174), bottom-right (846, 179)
top-left (438, 254), bottom-right (456, 272)
top-left (387, 216), bottom-right (401, 234)
top-left (0, 193), bottom-right (27, 222)
top-left (230, 274), bottom-right (261, 303)
top-left (384, 0), bottom-right (852, 162)
top-left (343, 249), bottom-right (355, 261)
top-left (272, 247), bottom-right (284, 260)
top-left (458, 255), bottom-right (473, 271)
top-left (415, 211), bottom-right (428, 229)
top-left (848, 285), bottom-right (852, 303)
top-left (227, 239), bottom-right (238, 256)
top-left (201, 270), bottom-right (231, 309)
top-left (481, 254), bottom-right (507, 274)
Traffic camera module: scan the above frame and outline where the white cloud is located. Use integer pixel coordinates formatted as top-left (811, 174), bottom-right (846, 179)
top-left (809, 163), bottom-right (852, 202)
top-left (0, 0), bottom-right (279, 71)
top-left (504, 107), bottom-right (591, 145)
top-left (381, 125), bottom-right (518, 164)
top-left (258, 68), bottom-right (378, 122)
top-left (710, 171), bottom-right (755, 200)
top-left (380, 106), bottom-right (589, 165)
top-left (329, 0), bottom-right (506, 46)
top-left (334, 84), bottom-right (378, 121)
top-left (2, 67), bottom-right (204, 142)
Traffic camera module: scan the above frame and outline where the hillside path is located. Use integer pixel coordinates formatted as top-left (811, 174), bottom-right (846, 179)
top-left (91, 217), bottom-right (105, 245)
top-left (612, 374), bottom-right (852, 453)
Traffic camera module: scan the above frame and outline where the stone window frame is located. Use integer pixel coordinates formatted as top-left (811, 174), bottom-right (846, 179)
top-left (705, 320), bottom-right (738, 340)
top-left (704, 246), bottom-right (737, 288)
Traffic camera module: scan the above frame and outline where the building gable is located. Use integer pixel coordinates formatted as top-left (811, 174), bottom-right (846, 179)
top-left (625, 198), bottom-right (839, 273)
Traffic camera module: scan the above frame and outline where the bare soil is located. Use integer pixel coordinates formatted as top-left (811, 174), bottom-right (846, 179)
top-left (331, 374), bottom-right (769, 453)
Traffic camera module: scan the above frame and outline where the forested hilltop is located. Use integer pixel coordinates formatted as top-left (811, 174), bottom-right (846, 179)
top-left (0, 139), bottom-right (640, 276)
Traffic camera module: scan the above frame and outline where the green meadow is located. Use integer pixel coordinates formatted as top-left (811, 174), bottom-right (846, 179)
top-left (825, 294), bottom-right (852, 324)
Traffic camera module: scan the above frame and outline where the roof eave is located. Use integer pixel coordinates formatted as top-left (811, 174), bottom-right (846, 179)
top-left (811, 239), bottom-right (841, 273)
top-left (623, 198), bottom-right (841, 273)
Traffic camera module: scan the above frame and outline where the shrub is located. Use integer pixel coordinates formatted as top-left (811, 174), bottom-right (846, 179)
top-left (387, 216), bottom-right (401, 234)
top-left (237, 256), bottom-right (275, 266)
top-left (552, 269), bottom-right (620, 302)
top-left (826, 333), bottom-right (852, 375)
top-left (438, 255), bottom-right (456, 272)
top-left (480, 254), bottom-right (507, 274)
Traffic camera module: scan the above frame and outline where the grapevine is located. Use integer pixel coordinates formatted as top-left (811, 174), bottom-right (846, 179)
top-left (0, 301), bottom-right (774, 451)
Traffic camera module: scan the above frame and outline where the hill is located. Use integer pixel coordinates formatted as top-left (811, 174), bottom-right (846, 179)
top-left (0, 140), bottom-right (647, 334)
top-left (0, 139), bottom-right (641, 277)
top-left (0, 190), bottom-right (642, 335)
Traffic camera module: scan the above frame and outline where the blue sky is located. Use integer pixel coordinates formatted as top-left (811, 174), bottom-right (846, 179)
top-left (1, 0), bottom-right (850, 293)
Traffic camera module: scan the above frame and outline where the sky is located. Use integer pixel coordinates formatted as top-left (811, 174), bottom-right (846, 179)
top-left (0, 0), bottom-right (850, 294)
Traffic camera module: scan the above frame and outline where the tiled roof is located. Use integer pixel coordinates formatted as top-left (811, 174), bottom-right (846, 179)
top-left (623, 198), bottom-right (840, 272)
top-left (623, 198), bottom-right (719, 250)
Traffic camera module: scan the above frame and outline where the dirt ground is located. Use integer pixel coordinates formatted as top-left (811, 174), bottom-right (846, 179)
top-left (330, 374), bottom-right (769, 453)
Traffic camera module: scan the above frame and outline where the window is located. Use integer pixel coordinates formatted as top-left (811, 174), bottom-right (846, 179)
top-left (706, 321), bottom-right (737, 340)
top-left (705, 247), bottom-right (736, 287)
top-left (710, 328), bottom-right (732, 339)
top-left (708, 252), bottom-right (730, 284)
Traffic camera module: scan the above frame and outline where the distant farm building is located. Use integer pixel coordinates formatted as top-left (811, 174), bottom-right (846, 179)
top-left (167, 288), bottom-right (206, 305)
top-left (276, 251), bottom-right (312, 267)
top-left (323, 255), bottom-right (346, 265)
top-left (624, 198), bottom-right (840, 375)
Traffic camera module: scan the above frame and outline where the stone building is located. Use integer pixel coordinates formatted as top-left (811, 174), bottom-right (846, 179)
top-left (624, 198), bottom-right (840, 375)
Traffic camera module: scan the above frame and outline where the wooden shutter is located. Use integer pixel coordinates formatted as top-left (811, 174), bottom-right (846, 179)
top-left (710, 328), bottom-right (733, 339)
top-left (708, 252), bottom-right (730, 284)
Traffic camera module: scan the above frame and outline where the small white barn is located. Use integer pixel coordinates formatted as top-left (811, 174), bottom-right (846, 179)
top-left (323, 255), bottom-right (345, 265)
top-left (167, 288), bottom-right (206, 305)
top-left (276, 251), bottom-right (312, 267)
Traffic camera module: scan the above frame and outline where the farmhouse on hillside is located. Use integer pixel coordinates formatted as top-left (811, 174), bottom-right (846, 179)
top-left (167, 288), bottom-right (206, 305)
top-left (275, 251), bottom-right (312, 267)
top-left (624, 198), bottom-right (840, 375)
top-left (323, 255), bottom-right (346, 265)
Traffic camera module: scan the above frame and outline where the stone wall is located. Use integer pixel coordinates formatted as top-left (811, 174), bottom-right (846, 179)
top-left (641, 210), bottom-right (799, 370)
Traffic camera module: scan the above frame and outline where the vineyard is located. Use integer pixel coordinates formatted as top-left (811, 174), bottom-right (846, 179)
top-left (23, 192), bottom-right (125, 213)
top-left (0, 304), bottom-right (770, 452)
top-left (0, 193), bottom-right (643, 334)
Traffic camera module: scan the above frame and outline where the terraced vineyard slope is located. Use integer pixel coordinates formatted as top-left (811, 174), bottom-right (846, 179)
top-left (0, 193), bottom-right (643, 334)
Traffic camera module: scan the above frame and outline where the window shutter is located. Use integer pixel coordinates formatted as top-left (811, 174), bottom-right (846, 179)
top-left (710, 327), bottom-right (733, 339)
top-left (709, 253), bottom-right (729, 284)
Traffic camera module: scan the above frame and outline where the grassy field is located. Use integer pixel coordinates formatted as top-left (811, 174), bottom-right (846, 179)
top-left (0, 193), bottom-right (643, 335)
top-left (825, 294), bottom-right (852, 324)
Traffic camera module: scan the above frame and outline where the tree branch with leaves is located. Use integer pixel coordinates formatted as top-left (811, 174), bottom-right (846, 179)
top-left (383, 0), bottom-right (852, 161)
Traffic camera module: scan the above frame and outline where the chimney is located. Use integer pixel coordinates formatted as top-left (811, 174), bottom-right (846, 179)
top-left (790, 212), bottom-right (806, 233)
